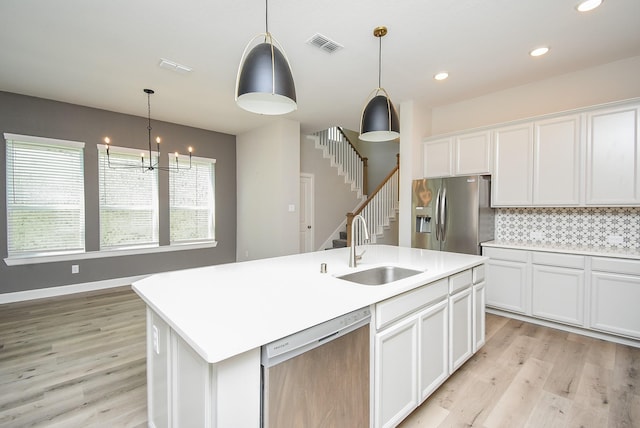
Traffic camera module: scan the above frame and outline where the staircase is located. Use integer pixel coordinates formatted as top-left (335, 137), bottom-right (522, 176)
top-left (312, 126), bottom-right (399, 250)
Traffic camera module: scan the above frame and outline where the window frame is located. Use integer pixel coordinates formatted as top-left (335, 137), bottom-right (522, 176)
top-left (4, 133), bottom-right (86, 259)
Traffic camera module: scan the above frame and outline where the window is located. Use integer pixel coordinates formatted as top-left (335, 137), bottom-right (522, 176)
top-left (98, 145), bottom-right (159, 249)
top-left (5, 133), bottom-right (85, 257)
top-left (169, 154), bottom-right (215, 244)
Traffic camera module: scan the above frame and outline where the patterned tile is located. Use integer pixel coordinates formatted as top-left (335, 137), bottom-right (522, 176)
top-left (495, 207), bottom-right (640, 250)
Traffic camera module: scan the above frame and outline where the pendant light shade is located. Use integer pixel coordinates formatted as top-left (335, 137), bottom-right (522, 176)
top-left (360, 26), bottom-right (400, 142)
top-left (360, 91), bottom-right (400, 142)
top-left (235, 0), bottom-right (297, 115)
top-left (236, 37), bottom-right (297, 115)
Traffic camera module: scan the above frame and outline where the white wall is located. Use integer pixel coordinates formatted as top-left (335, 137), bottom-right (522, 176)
top-left (398, 55), bottom-right (640, 246)
top-left (236, 119), bottom-right (300, 261)
top-left (431, 55), bottom-right (640, 135)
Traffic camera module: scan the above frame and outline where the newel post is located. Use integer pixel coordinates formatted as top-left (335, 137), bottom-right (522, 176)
top-left (346, 212), bottom-right (354, 247)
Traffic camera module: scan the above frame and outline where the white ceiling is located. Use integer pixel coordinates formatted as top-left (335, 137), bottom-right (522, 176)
top-left (1, 0), bottom-right (639, 136)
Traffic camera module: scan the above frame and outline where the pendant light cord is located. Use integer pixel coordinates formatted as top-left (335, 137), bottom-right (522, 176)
top-left (147, 91), bottom-right (153, 162)
top-left (378, 35), bottom-right (382, 89)
top-left (265, 0), bottom-right (269, 34)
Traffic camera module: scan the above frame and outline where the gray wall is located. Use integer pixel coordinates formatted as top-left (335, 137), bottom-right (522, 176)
top-left (0, 91), bottom-right (237, 294)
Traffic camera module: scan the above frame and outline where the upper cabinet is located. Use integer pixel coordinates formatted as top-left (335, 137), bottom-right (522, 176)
top-left (533, 115), bottom-right (583, 206)
top-left (492, 124), bottom-right (534, 206)
top-left (423, 131), bottom-right (491, 178)
top-left (422, 99), bottom-right (639, 207)
top-left (455, 131), bottom-right (491, 176)
top-left (492, 115), bottom-right (582, 207)
top-left (423, 137), bottom-right (453, 178)
top-left (586, 105), bottom-right (640, 205)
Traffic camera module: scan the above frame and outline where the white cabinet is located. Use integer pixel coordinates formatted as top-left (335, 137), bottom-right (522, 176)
top-left (590, 257), bottom-right (640, 339)
top-left (473, 278), bottom-right (486, 352)
top-left (418, 299), bottom-right (449, 402)
top-left (449, 287), bottom-right (473, 373)
top-left (586, 105), bottom-right (640, 205)
top-left (375, 316), bottom-right (419, 428)
top-left (484, 247), bottom-right (529, 314)
top-left (373, 267), bottom-right (483, 428)
top-left (423, 131), bottom-right (491, 178)
top-left (533, 115), bottom-right (582, 205)
top-left (423, 137), bottom-right (453, 178)
top-left (455, 131), bottom-right (491, 175)
top-left (492, 123), bottom-right (534, 206)
top-left (531, 265), bottom-right (585, 326)
top-left (146, 308), bottom-right (261, 428)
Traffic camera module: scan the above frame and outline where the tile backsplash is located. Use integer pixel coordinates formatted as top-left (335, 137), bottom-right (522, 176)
top-left (495, 207), bottom-right (640, 250)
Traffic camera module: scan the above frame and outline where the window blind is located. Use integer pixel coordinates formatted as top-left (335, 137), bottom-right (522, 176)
top-left (169, 155), bottom-right (215, 244)
top-left (5, 134), bottom-right (85, 257)
top-left (98, 145), bottom-right (159, 249)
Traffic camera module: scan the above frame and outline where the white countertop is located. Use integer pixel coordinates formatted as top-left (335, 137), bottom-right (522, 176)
top-left (482, 240), bottom-right (640, 260)
top-left (132, 245), bottom-right (486, 364)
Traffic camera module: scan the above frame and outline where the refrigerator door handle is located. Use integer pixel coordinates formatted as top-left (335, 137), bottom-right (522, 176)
top-left (434, 188), bottom-right (441, 241)
top-left (440, 188), bottom-right (447, 242)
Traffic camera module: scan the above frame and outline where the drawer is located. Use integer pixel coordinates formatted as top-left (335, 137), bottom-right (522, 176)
top-left (449, 269), bottom-right (472, 294)
top-left (473, 265), bottom-right (485, 284)
top-left (592, 257), bottom-right (640, 275)
top-left (376, 278), bottom-right (448, 330)
top-left (531, 251), bottom-right (585, 269)
top-left (483, 247), bottom-right (528, 262)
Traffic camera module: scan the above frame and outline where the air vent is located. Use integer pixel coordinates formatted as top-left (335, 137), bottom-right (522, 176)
top-left (306, 33), bottom-right (343, 53)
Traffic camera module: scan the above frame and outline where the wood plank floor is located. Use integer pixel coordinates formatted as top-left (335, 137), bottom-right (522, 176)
top-left (0, 287), bottom-right (147, 427)
top-left (1, 287), bottom-right (638, 427)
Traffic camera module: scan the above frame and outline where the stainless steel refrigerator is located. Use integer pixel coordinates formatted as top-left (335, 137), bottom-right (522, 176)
top-left (411, 175), bottom-right (494, 255)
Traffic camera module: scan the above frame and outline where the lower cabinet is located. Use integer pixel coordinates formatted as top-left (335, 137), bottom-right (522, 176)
top-left (484, 245), bottom-right (640, 343)
top-left (449, 287), bottom-right (472, 373)
top-left (484, 248), bottom-right (528, 314)
top-left (375, 316), bottom-right (419, 428)
top-left (373, 266), bottom-right (484, 428)
top-left (590, 258), bottom-right (640, 339)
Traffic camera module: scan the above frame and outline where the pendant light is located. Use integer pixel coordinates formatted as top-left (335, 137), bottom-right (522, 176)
top-left (235, 0), bottom-right (297, 115)
top-left (360, 26), bottom-right (400, 142)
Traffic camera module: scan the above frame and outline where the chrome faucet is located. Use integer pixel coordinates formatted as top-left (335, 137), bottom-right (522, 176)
top-left (349, 215), bottom-right (370, 268)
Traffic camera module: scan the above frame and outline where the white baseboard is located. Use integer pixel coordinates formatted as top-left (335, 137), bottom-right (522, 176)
top-left (0, 275), bottom-right (149, 304)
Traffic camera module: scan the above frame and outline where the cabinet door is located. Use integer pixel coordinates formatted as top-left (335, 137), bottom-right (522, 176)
top-left (590, 272), bottom-right (640, 339)
top-left (532, 265), bottom-right (584, 326)
top-left (534, 115), bottom-right (582, 205)
top-left (586, 105), bottom-right (640, 204)
top-left (449, 287), bottom-right (473, 373)
top-left (418, 299), bottom-right (448, 402)
top-left (455, 131), bottom-right (491, 175)
top-left (492, 124), bottom-right (534, 206)
top-left (473, 282), bottom-right (486, 352)
top-left (423, 137), bottom-right (453, 178)
top-left (485, 259), bottom-right (528, 314)
top-left (375, 317), bottom-right (419, 428)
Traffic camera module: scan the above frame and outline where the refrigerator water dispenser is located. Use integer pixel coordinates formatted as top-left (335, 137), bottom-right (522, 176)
top-left (416, 215), bottom-right (431, 233)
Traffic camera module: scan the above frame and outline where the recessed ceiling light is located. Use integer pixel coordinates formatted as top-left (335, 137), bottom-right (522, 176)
top-left (529, 46), bottom-right (550, 57)
top-left (434, 72), bottom-right (449, 81)
top-left (576, 0), bottom-right (603, 12)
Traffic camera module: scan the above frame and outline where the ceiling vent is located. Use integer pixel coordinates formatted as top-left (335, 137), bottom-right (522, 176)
top-left (306, 33), bottom-right (343, 53)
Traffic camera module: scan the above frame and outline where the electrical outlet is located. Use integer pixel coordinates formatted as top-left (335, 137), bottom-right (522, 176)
top-left (71, 264), bottom-right (79, 274)
top-left (607, 235), bottom-right (623, 245)
top-left (152, 325), bottom-right (160, 355)
top-left (530, 231), bottom-right (544, 240)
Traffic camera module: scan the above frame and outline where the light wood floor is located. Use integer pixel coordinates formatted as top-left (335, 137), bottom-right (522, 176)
top-left (1, 287), bottom-right (638, 427)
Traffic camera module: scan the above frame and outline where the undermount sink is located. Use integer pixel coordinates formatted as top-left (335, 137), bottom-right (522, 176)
top-left (336, 266), bottom-right (423, 286)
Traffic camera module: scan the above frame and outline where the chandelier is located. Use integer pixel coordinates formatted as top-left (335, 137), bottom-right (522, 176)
top-left (103, 88), bottom-right (192, 171)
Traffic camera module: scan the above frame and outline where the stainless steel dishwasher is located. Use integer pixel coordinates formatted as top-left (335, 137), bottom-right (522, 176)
top-left (261, 307), bottom-right (371, 428)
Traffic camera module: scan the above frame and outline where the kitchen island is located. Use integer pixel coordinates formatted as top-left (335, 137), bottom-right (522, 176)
top-left (133, 244), bottom-right (486, 427)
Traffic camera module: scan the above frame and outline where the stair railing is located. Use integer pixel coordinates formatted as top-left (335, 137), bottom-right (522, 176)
top-left (347, 154), bottom-right (399, 247)
top-left (313, 126), bottom-right (368, 196)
